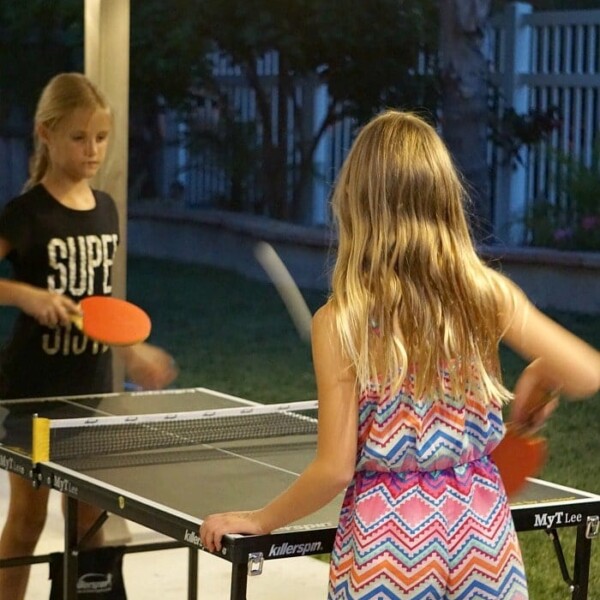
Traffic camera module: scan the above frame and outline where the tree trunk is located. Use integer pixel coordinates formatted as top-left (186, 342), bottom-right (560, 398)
top-left (439, 0), bottom-right (493, 241)
top-left (248, 54), bottom-right (289, 219)
top-left (244, 59), bottom-right (285, 217)
top-left (273, 52), bottom-right (290, 219)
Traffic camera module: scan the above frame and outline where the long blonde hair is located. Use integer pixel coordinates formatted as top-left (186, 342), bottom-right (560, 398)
top-left (24, 72), bottom-right (110, 191)
top-left (330, 110), bottom-right (511, 404)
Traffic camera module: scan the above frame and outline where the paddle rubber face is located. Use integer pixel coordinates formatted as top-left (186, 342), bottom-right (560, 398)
top-left (491, 431), bottom-right (548, 497)
top-left (75, 296), bottom-right (152, 346)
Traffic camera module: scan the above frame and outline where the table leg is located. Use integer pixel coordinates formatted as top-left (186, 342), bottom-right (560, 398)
top-left (571, 524), bottom-right (591, 600)
top-left (230, 562), bottom-right (248, 600)
top-left (63, 496), bottom-right (79, 600)
top-left (188, 547), bottom-right (198, 600)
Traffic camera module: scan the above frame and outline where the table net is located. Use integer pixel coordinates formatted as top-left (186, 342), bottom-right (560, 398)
top-left (32, 401), bottom-right (318, 466)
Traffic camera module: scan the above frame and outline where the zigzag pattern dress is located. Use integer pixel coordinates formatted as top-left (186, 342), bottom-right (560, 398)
top-left (328, 370), bottom-right (528, 600)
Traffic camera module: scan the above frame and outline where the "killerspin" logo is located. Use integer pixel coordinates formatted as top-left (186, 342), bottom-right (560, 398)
top-left (268, 541), bottom-right (323, 557)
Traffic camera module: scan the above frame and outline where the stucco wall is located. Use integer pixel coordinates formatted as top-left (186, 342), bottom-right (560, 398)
top-left (128, 205), bottom-right (600, 314)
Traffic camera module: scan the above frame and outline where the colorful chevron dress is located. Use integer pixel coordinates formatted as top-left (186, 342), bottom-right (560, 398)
top-left (328, 370), bottom-right (528, 599)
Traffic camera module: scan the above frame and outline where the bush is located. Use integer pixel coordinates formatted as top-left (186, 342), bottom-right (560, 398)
top-left (525, 140), bottom-right (600, 251)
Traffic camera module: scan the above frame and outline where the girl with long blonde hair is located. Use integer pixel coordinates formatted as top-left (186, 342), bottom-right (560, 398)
top-left (201, 110), bottom-right (600, 599)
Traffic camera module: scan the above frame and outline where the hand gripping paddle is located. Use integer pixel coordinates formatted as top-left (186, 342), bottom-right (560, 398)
top-left (71, 296), bottom-right (152, 346)
top-left (491, 390), bottom-right (557, 497)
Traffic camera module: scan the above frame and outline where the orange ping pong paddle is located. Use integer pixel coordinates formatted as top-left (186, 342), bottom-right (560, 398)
top-left (491, 428), bottom-right (548, 497)
top-left (71, 296), bottom-right (152, 346)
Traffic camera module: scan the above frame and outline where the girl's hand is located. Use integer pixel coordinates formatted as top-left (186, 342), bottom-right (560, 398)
top-left (122, 342), bottom-right (179, 390)
top-left (510, 359), bottom-right (560, 435)
top-left (200, 511), bottom-right (267, 553)
top-left (19, 288), bottom-right (80, 328)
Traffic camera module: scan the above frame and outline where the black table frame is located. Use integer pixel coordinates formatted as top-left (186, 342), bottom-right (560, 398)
top-left (1, 443), bottom-right (600, 600)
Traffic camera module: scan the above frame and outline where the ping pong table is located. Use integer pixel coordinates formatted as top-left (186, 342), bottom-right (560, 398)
top-left (0, 387), bottom-right (599, 600)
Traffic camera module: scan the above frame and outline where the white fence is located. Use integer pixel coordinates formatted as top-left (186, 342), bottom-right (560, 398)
top-left (180, 2), bottom-right (600, 243)
top-left (182, 52), bottom-right (340, 224)
top-left (490, 2), bottom-right (600, 243)
top-left (1, 3), bottom-right (598, 247)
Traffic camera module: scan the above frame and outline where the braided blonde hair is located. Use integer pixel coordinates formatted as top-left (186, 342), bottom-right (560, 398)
top-left (24, 72), bottom-right (110, 191)
top-left (330, 110), bottom-right (511, 404)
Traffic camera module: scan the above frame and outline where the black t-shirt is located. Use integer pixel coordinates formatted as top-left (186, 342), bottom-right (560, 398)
top-left (0, 184), bottom-right (120, 399)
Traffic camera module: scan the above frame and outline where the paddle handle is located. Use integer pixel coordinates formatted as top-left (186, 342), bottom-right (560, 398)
top-left (70, 313), bottom-right (83, 331)
top-left (506, 388), bottom-right (559, 436)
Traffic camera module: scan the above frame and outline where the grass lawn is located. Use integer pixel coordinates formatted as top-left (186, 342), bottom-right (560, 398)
top-left (1, 256), bottom-right (599, 598)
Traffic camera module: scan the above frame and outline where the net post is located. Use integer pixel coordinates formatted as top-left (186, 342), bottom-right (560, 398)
top-left (32, 415), bottom-right (50, 464)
